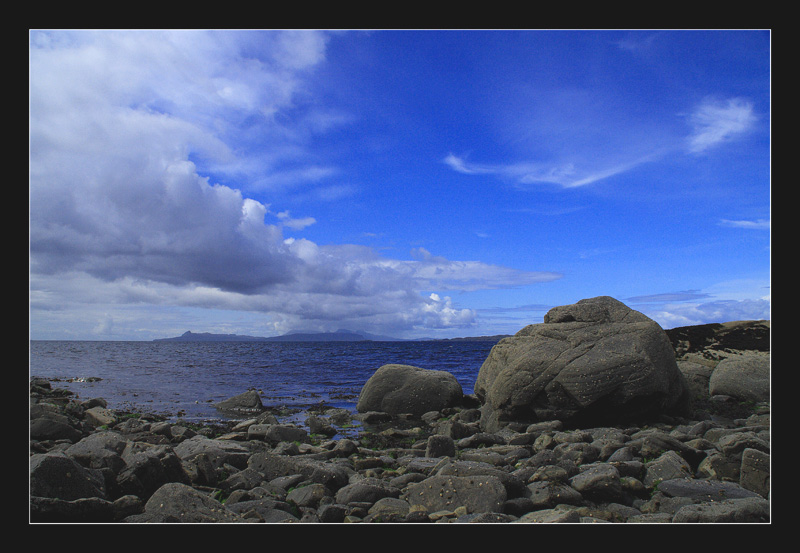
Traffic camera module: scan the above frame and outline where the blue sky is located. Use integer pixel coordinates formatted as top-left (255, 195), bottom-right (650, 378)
top-left (29, 29), bottom-right (771, 340)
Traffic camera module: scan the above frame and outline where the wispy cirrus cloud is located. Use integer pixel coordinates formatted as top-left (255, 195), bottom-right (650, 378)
top-left (626, 290), bottom-right (713, 304)
top-left (686, 97), bottom-right (758, 154)
top-left (444, 95), bottom-right (759, 189)
top-left (443, 153), bottom-right (660, 189)
top-left (719, 218), bottom-right (770, 230)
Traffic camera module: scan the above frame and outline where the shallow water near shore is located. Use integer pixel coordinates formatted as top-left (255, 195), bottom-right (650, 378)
top-left (29, 340), bottom-right (497, 424)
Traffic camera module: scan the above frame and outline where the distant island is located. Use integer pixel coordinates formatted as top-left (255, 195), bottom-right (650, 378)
top-left (154, 330), bottom-right (510, 343)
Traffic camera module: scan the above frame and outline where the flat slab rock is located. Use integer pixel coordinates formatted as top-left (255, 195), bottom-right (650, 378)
top-left (657, 478), bottom-right (761, 501)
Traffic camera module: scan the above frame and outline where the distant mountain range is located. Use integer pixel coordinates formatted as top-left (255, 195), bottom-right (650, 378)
top-left (154, 329), bottom-right (510, 343)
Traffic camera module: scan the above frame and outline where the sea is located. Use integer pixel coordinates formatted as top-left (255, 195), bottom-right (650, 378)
top-left (29, 340), bottom-right (499, 427)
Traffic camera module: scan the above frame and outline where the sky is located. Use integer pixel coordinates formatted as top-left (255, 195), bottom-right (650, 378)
top-left (29, 29), bottom-right (771, 341)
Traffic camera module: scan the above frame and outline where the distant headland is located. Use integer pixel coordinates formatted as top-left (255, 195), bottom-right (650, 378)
top-left (153, 330), bottom-right (511, 343)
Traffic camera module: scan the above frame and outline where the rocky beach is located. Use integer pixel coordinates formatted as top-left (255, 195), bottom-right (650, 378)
top-left (30, 296), bottom-right (770, 524)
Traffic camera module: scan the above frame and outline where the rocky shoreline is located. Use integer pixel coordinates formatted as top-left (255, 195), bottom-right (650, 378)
top-left (29, 381), bottom-right (770, 524)
top-left (30, 308), bottom-right (770, 524)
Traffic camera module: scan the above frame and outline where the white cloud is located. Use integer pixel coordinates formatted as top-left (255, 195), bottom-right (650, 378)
top-left (719, 218), bottom-right (770, 230)
top-left (630, 280), bottom-right (771, 329)
top-left (444, 150), bottom-right (662, 189)
top-left (443, 153), bottom-right (491, 175)
top-left (687, 97), bottom-right (758, 153)
top-left (277, 211), bottom-right (317, 230)
top-left (445, 96), bottom-right (759, 189)
top-left (29, 30), bottom-right (560, 339)
top-left (643, 299), bottom-right (771, 329)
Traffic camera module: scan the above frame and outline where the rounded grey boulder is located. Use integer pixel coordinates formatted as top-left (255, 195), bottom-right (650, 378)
top-left (709, 352), bottom-right (770, 402)
top-left (475, 296), bottom-right (688, 430)
top-left (357, 364), bottom-right (464, 417)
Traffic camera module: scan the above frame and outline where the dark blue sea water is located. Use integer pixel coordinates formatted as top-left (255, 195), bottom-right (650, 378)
top-left (29, 340), bottom-right (498, 425)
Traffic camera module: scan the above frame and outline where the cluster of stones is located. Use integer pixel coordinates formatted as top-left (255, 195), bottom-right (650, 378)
top-left (30, 384), bottom-right (769, 523)
top-left (30, 296), bottom-right (770, 523)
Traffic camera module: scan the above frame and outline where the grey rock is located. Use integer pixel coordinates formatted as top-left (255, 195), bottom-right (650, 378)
top-left (628, 512), bottom-right (673, 523)
top-left (526, 480), bottom-right (583, 509)
top-left (628, 429), bottom-right (706, 468)
top-left (672, 496), bottom-right (770, 523)
top-left (554, 441), bottom-right (601, 465)
top-left (426, 434), bottom-right (455, 458)
top-left (116, 442), bottom-right (190, 499)
top-left (318, 503), bottom-right (348, 523)
top-left (643, 451), bottom-right (693, 488)
top-left (330, 438), bottom-right (359, 458)
top-left (30, 496), bottom-right (116, 522)
top-left (287, 483), bottom-right (331, 508)
top-left (368, 496), bottom-right (411, 518)
top-left (173, 435), bottom-right (251, 470)
top-left (214, 389), bottom-right (265, 415)
top-left (247, 423), bottom-right (309, 444)
top-left (640, 492), bottom-right (700, 515)
top-left (456, 432), bottom-right (506, 449)
top-left (697, 451), bottom-right (741, 481)
top-left (527, 464), bottom-right (570, 483)
top-left (306, 414), bottom-right (337, 437)
top-left (137, 482), bottom-right (243, 522)
top-left (569, 464), bottom-right (624, 502)
top-left (357, 364), bottom-right (464, 417)
top-left (657, 478), bottom-right (760, 501)
top-left (335, 477), bottom-right (400, 505)
top-left (709, 352), bottom-right (770, 402)
top-left (739, 448), bottom-right (770, 498)
top-left (248, 452), bottom-right (351, 492)
top-left (456, 512), bottom-right (517, 523)
top-left (30, 452), bottom-right (107, 501)
top-left (30, 416), bottom-right (84, 443)
top-left (64, 431), bottom-right (129, 472)
top-left (436, 459), bottom-right (526, 497)
top-left (403, 474), bottom-right (506, 514)
top-left (475, 296), bottom-right (688, 430)
top-left (515, 507), bottom-right (581, 523)
top-left (677, 359), bottom-right (715, 400)
top-left (83, 406), bottom-right (117, 428)
top-left (718, 431), bottom-right (770, 458)
top-left (433, 419), bottom-right (478, 440)
top-left (219, 467), bottom-right (267, 492)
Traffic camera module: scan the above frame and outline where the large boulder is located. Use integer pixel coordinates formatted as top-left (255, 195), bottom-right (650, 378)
top-left (709, 352), bottom-right (770, 403)
top-left (357, 364), bottom-right (464, 417)
top-left (474, 296), bottom-right (688, 430)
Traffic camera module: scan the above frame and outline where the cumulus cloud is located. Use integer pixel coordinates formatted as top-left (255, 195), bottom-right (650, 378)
top-left (29, 30), bottom-right (559, 338)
